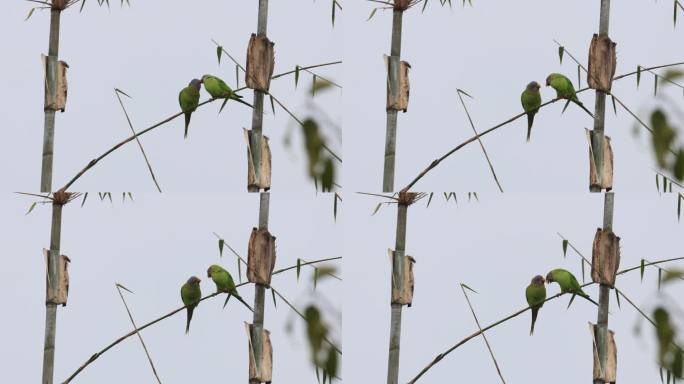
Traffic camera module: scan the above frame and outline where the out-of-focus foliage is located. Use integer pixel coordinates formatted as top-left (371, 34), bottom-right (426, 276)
top-left (647, 70), bottom-right (684, 181)
top-left (304, 305), bottom-right (338, 384)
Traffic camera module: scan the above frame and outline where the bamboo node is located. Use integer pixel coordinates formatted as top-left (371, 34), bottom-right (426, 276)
top-left (246, 323), bottom-right (273, 383)
top-left (51, 0), bottom-right (67, 10)
top-left (398, 191), bottom-right (417, 205)
top-left (245, 34), bottom-right (276, 92)
top-left (590, 323), bottom-right (617, 383)
top-left (586, 129), bottom-right (614, 192)
top-left (247, 227), bottom-right (277, 285)
top-left (52, 190), bottom-right (72, 205)
top-left (44, 249), bottom-right (70, 306)
top-left (385, 56), bottom-right (411, 112)
top-left (591, 228), bottom-right (621, 287)
top-left (244, 129), bottom-right (272, 192)
top-left (394, 0), bottom-right (410, 11)
top-left (587, 34), bottom-right (617, 92)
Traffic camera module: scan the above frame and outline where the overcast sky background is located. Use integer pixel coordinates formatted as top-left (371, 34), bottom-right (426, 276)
top-left (345, 0), bottom-right (684, 193)
top-left (0, 193), bottom-right (341, 383)
top-left (1, 0), bottom-right (341, 192)
top-left (345, 192), bottom-right (684, 383)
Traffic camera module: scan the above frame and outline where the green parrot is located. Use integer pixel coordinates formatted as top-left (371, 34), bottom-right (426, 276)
top-left (545, 73), bottom-right (594, 118)
top-left (207, 264), bottom-right (253, 312)
top-left (520, 81), bottom-right (542, 142)
top-left (525, 275), bottom-right (547, 335)
top-left (178, 79), bottom-right (202, 139)
top-left (546, 268), bottom-right (599, 308)
top-left (180, 276), bottom-right (202, 334)
top-left (201, 74), bottom-right (253, 112)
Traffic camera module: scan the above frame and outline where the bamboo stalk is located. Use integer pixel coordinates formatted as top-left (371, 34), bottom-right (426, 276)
top-left (42, 200), bottom-right (63, 384)
top-left (387, 201), bottom-right (408, 384)
top-left (248, 0), bottom-right (270, 193)
top-left (41, 8), bottom-right (62, 192)
top-left (250, 192), bottom-right (270, 383)
top-left (383, 7), bottom-right (404, 192)
top-left (595, 192), bottom-right (614, 384)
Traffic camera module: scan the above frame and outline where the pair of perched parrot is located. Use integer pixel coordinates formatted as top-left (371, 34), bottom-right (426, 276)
top-left (180, 264), bottom-right (252, 334)
top-left (520, 73), bottom-right (595, 142)
top-left (525, 268), bottom-right (598, 335)
top-left (178, 75), bottom-right (253, 139)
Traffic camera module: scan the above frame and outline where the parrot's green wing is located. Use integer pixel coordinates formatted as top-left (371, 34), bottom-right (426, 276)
top-left (521, 90), bottom-right (542, 142)
top-left (526, 283), bottom-right (546, 335)
top-left (181, 282), bottom-right (202, 334)
top-left (179, 86), bottom-right (200, 139)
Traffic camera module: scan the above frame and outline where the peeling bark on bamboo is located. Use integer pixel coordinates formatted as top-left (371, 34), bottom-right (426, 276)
top-left (247, 227), bottom-right (277, 286)
top-left (43, 56), bottom-right (68, 112)
top-left (42, 200), bottom-right (64, 384)
top-left (591, 228), bottom-right (620, 287)
top-left (590, 323), bottom-right (617, 383)
top-left (587, 34), bottom-right (617, 92)
top-left (387, 200), bottom-right (409, 384)
top-left (245, 34), bottom-right (275, 92)
top-left (587, 129), bottom-right (614, 191)
top-left (246, 323), bottom-right (273, 383)
top-left (44, 249), bottom-right (70, 306)
top-left (386, 57), bottom-right (410, 112)
top-left (245, 129), bottom-right (272, 191)
top-left (389, 250), bottom-right (415, 307)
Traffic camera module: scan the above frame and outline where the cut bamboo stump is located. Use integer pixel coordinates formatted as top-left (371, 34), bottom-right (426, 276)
top-left (247, 227), bottom-right (277, 285)
top-left (246, 34), bottom-right (275, 92)
top-left (590, 323), bottom-right (617, 383)
top-left (591, 228), bottom-right (621, 287)
top-left (388, 249), bottom-right (415, 307)
top-left (246, 322), bottom-right (273, 383)
top-left (587, 129), bottom-right (614, 191)
top-left (587, 34), bottom-right (617, 92)
top-left (51, 0), bottom-right (67, 10)
top-left (43, 249), bottom-right (70, 306)
top-left (42, 55), bottom-right (68, 112)
top-left (385, 55), bottom-right (411, 112)
top-left (244, 129), bottom-right (272, 191)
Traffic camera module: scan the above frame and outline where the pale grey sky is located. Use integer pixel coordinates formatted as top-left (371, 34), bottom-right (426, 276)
top-left (0, 193), bottom-right (341, 383)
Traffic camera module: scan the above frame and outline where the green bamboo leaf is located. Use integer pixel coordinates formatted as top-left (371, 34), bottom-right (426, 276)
top-left (107, 192), bottom-right (113, 203)
top-left (655, 73), bottom-right (659, 96)
top-left (658, 268), bottom-right (663, 291)
top-left (116, 283), bottom-right (134, 294)
top-left (127, 192), bottom-right (134, 202)
top-left (562, 239), bottom-right (569, 258)
top-left (25, 7), bottom-right (39, 21)
top-left (657, 173), bottom-right (661, 193)
top-left (611, 95), bottom-right (617, 115)
top-left (371, 202), bottom-right (382, 216)
top-left (313, 268), bottom-right (319, 290)
top-left (577, 65), bottom-right (581, 88)
top-left (235, 65), bottom-right (239, 88)
top-left (637, 66), bottom-right (642, 88)
top-left (296, 258), bottom-right (301, 281)
top-left (218, 239), bottom-right (224, 257)
top-left (614, 288), bottom-right (621, 309)
top-left (581, 259), bottom-right (586, 282)
top-left (270, 95), bottom-right (276, 115)
top-left (295, 65), bottom-right (300, 88)
top-left (473, 192), bottom-right (479, 201)
top-left (81, 193), bottom-right (88, 207)
top-left (558, 46), bottom-right (565, 64)
top-left (25, 202), bottom-right (37, 215)
top-left (665, 177), bottom-right (669, 194)
top-left (122, 192), bottom-right (127, 202)
top-left (426, 192), bottom-right (434, 207)
top-left (312, 75), bottom-right (318, 97)
top-left (641, 259), bottom-right (646, 282)
top-left (422, 0), bottom-right (429, 12)
top-left (331, 0), bottom-right (336, 26)
top-left (271, 288), bottom-right (277, 308)
top-left (367, 7), bottom-right (378, 21)
top-left (316, 366), bottom-right (321, 384)
top-left (333, 193), bottom-right (339, 221)
top-left (678, 193), bottom-right (683, 222)
top-left (675, 0), bottom-right (679, 26)
top-left (461, 283), bottom-right (478, 294)
top-left (661, 366), bottom-right (665, 384)
top-left (80, 0), bottom-right (87, 12)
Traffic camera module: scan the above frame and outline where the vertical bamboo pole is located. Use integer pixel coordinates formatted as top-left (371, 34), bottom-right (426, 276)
top-left (382, 6), bottom-right (405, 192)
top-left (42, 200), bottom-right (64, 384)
top-left (248, 0), bottom-right (269, 193)
top-left (41, 6), bottom-right (63, 192)
top-left (592, 1), bottom-right (613, 383)
top-left (387, 201), bottom-right (408, 384)
top-left (250, 192), bottom-right (270, 383)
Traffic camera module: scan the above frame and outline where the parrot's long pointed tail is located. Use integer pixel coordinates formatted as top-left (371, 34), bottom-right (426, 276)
top-left (235, 294), bottom-right (254, 313)
top-left (582, 293), bottom-right (600, 307)
top-left (526, 114), bottom-right (534, 143)
top-left (530, 308), bottom-right (538, 336)
top-left (184, 113), bottom-right (191, 139)
top-left (575, 100), bottom-right (596, 119)
top-left (231, 96), bottom-right (254, 109)
top-left (185, 307), bottom-right (194, 334)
